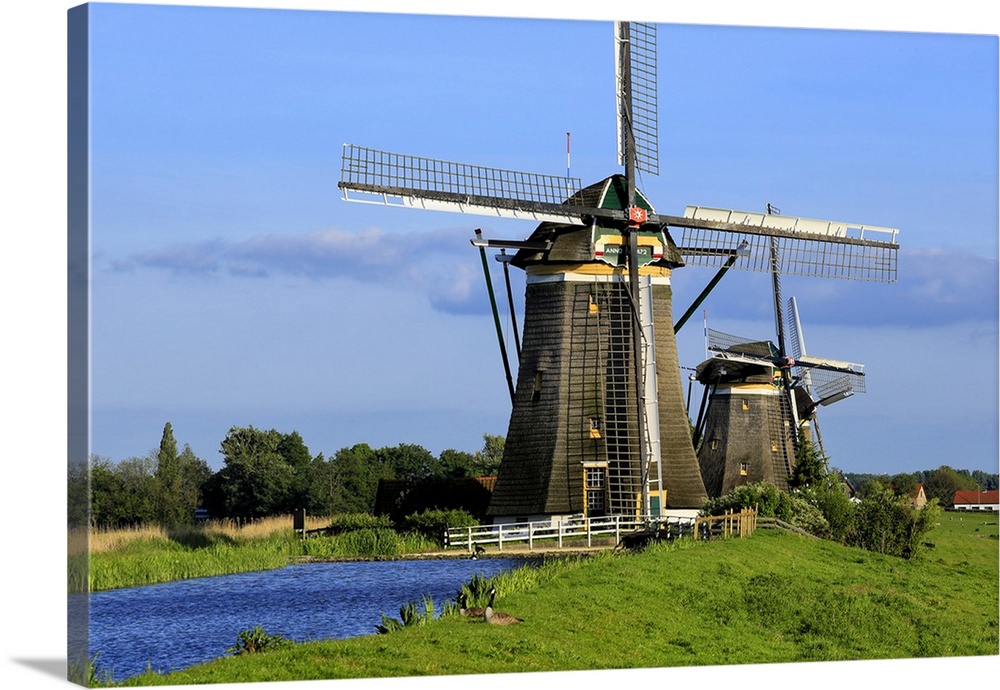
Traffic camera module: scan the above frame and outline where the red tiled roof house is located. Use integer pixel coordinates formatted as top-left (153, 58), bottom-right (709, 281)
top-left (953, 489), bottom-right (1000, 512)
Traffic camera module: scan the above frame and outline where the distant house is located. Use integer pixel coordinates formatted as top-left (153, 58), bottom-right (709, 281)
top-left (952, 489), bottom-right (1000, 512)
top-left (373, 476), bottom-right (497, 522)
top-left (839, 472), bottom-right (858, 499)
top-left (912, 483), bottom-right (928, 509)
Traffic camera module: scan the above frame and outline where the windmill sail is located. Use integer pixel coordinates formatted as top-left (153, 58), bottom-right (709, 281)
top-left (616, 21), bottom-right (658, 176)
top-left (339, 144), bottom-right (590, 225)
top-left (785, 296), bottom-right (866, 405)
top-left (669, 205), bottom-right (899, 282)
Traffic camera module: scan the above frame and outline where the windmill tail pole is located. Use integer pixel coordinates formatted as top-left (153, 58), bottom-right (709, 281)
top-left (500, 249), bottom-right (522, 361)
top-left (475, 229), bottom-right (516, 404)
top-left (674, 252), bottom-right (740, 333)
top-left (692, 377), bottom-right (716, 449)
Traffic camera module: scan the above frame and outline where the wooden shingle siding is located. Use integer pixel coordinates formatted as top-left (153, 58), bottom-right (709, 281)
top-left (697, 381), bottom-right (795, 497)
top-left (488, 280), bottom-right (575, 516)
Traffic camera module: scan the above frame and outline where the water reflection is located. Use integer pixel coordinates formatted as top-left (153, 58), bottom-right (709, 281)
top-left (81, 557), bottom-right (531, 681)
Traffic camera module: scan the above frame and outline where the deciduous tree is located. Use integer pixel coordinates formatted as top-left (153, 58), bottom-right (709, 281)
top-left (328, 443), bottom-right (385, 514)
top-left (377, 443), bottom-right (440, 482)
top-left (215, 426), bottom-right (293, 519)
top-left (472, 433), bottom-right (504, 476)
top-left (922, 465), bottom-right (977, 507)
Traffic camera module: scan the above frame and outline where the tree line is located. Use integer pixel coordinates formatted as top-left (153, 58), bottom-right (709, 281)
top-left (70, 422), bottom-right (504, 528)
top-left (69, 421), bottom-right (996, 529)
top-left (843, 466), bottom-right (998, 507)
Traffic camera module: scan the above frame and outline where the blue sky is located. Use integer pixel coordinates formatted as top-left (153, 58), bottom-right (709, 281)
top-left (77, 3), bottom-right (999, 476)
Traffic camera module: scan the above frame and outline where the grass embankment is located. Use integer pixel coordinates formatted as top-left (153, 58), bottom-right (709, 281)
top-left (107, 512), bottom-right (998, 685)
top-left (71, 516), bottom-right (440, 592)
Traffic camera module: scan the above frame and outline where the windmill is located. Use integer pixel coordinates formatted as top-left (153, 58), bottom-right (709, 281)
top-left (337, 20), bottom-right (898, 524)
top-left (691, 298), bottom-right (866, 497)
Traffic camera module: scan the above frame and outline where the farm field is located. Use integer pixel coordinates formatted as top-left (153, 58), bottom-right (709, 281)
top-left (101, 511), bottom-right (998, 686)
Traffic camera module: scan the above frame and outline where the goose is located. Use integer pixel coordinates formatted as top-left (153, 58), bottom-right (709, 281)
top-left (455, 592), bottom-right (485, 618)
top-left (484, 586), bottom-right (523, 625)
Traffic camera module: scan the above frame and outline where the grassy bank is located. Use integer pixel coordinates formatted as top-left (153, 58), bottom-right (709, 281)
top-left (101, 511), bottom-right (997, 685)
top-left (72, 516), bottom-right (441, 592)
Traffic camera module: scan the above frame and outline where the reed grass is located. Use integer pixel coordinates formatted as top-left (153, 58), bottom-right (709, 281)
top-left (79, 516), bottom-right (441, 591)
top-left (86, 515), bottom-right (330, 554)
top-left (301, 528), bottom-right (437, 560)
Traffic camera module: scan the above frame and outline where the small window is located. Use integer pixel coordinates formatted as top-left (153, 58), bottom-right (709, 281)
top-left (532, 370), bottom-right (543, 402)
top-left (589, 294), bottom-right (599, 314)
top-left (740, 462), bottom-right (749, 476)
top-left (771, 442), bottom-right (779, 452)
top-left (589, 417), bottom-right (602, 439)
top-left (585, 467), bottom-right (605, 489)
top-left (741, 399), bottom-right (750, 411)
top-left (710, 439), bottom-right (719, 450)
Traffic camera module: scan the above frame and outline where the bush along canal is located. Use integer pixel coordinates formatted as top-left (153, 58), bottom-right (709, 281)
top-left (80, 557), bottom-right (534, 681)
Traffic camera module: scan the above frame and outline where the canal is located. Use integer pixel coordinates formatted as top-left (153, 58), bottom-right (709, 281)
top-left (78, 557), bottom-right (533, 681)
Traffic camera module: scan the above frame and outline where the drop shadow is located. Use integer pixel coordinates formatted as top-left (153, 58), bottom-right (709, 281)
top-left (11, 657), bottom-right (66, 681)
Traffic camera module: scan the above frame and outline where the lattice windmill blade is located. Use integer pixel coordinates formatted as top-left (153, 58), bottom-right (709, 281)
top-left (787, 295), bottom-right (812, 390)
top-left (787, 296), bottom-right (807, 360)
top-left (785, 296), bottom-right (866, 403)
top-left (663, 205), bottom-right (899, 282)
top-left (338, 144), bottom-right (605, 226)
top-left (705, 323), bottom-right (864, 390)
top-left (706, 327), bottom-right (780, 359)
top-left (616, 21), bottom-right (658, 177)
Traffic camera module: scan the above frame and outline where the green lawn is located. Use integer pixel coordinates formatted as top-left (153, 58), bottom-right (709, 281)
top-left (101, 510), bottom-right (998, 686)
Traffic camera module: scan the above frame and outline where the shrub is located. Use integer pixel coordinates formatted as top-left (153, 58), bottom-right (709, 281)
top-left (401, 508), bottom-right (478, 544)
top-left (326, 513), bottom-right (393, 534)
top-left (848, 484), bottom-right (941, 559)
top-left (700, 481), bottom-right (792, 521)
top-left (796, 476), bottom-right (857, 543)
top-left (788, 494), bottom-right (831, 537)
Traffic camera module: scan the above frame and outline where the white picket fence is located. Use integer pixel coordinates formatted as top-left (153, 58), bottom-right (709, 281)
top-left (445, 514), bottom-right (696, 553)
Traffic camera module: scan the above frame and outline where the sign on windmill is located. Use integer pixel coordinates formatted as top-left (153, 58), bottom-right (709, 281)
top-left (337, 20), bottom-right (898, 525)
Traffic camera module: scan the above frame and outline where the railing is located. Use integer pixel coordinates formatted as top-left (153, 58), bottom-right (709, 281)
top-left (756, 516), bottom-right (819, 539)
top-left (693, 507), bottom-right (759, 540)
top-left (446, 508), bottom-right (769, 553)
top-left (445, 514), bottom-right (697, 553)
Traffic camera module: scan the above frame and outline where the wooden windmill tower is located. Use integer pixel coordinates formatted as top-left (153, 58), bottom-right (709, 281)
top-left (692, 298), bottom-right (867, 497)
top-left (338, 20), bottom-right (898, 523)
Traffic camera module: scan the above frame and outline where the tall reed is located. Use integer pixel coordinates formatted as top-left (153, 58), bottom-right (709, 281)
top-left (79, 517), bottom-right (440, 591)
